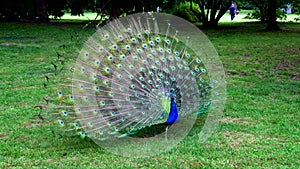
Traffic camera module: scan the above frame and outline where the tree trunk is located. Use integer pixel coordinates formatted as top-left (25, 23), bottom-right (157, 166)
top-left (266, 0), bottom-right (280, 30)
top-left (10, 0), bottom-right (21, 21)
top-left (35, 0), bottom-right (49, 22)
top-left (197, 0), bottom-right (232, 27)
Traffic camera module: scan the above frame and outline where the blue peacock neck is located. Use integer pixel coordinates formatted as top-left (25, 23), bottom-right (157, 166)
top-left (165, 97), bottom-right (179, 125)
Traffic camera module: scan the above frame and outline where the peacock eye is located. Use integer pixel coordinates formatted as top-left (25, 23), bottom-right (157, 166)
top-left (155, 37), bottom-right (161, 42)
top-left (131, 38), bottom-right (137, 43)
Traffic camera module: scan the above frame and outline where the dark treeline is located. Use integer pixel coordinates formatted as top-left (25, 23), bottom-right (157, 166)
top-left (0, 0), bottom-right (299, 30)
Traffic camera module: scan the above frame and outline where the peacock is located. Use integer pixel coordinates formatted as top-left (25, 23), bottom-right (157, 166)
top-left (43, 13), bottom-right (226, 157)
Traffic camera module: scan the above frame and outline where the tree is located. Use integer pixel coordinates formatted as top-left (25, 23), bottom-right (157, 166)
top-left (266, 0), bottom-right (280, 30)
top-left (35, 0), bottom-right (49, 22)
top-left (195, 0), bottom-right (232, 27)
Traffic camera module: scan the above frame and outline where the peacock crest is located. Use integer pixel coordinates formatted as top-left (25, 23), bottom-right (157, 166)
top-left (43, 13), bottom-right (226, 157)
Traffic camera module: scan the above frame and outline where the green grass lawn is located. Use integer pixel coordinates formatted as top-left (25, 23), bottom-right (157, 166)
top-left (0, 20), bottom-right (299, 168)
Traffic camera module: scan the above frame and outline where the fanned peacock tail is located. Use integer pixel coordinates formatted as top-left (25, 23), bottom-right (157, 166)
top-left (43, 13), bottom-right (226, 157)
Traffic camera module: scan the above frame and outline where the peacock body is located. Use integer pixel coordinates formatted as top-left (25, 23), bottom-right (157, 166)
top-left (45, 13), bottom-right (226, 157)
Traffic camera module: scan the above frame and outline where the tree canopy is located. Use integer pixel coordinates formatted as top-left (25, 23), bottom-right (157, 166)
top-left (0, 0), bottom-right (299, 29)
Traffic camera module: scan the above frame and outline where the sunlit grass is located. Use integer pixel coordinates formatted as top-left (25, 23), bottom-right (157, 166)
top-left (53, 11), bottom-right (300, 23)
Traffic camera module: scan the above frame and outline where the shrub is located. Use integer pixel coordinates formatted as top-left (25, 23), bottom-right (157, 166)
top-left (170, 2), bottom-right (201, 23)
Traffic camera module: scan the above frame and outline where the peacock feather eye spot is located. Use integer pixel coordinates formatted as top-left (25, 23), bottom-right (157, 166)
top-left (76, 108), bottom-right (81, 113)
top-left (129, 65), bottom-right (134, 69)
top-left (165, 39), bottom-right (171, 45)
top-left (149, 41), bottom-right (155, 46)
top-left (103, 80), bottom-right (110, 85)
top-left (142, 44), bottom-right (148, 49)
top-left (131, 38), bottom-right (137, 43)
top-left (159, 48), bottom-right (164, 53)
top-left (119, 35), bottom-right (123, 41)
top-left (130, 84), bottom-right (136, 89)
top-left (108, 56), bottom-right (114, 61)
top-left (152, 66), bottom-right (158, 71)
top-left (100, 101), bottom-right (106, 106)
top-left (79, 131), bottom-right (86, 138)
top-left (84, 53), bottom-right (89, 57)
top-left (127, 28), bottom-right (133, 33)
top-left (112, 44), bottom-right (118, 50)
top-left (137, 33), bottom-right (142, 39)
top-left (104, 34), bottom-right (109, 39)
top-left (88, 122), bottom-right (93, 127)
top-left (155, 37), bottom-right (161, 43)
top-left (58, 120), bottom-right (64, 125)
top-left (137, 48), bottom-right (143, 53)
top-left (149, 71), bottom-right (154, 76)
top-left (125, 45), bottom-right (131, 51)
top-left (145, 30), bottom-right (150, 35)
top-left (62, 111), bottom-right (68, 116)
top-left (117, 74), bottom-right (123, 79)
top-left (129, 55), bottom-right (137, 61)
top-left (175, 51), bottom-right (180, 56)
top-left (152, 50), bottom-right (157, 55)
top-left (99, 47), bottom-right (104, 52)
top-left (129, 74), bottom-right (134, 80)
top-left (201, 68), bottom-right (206, 73)
top-left (117, 64), bottom-right (123, 69)
top-left (99, 130), bottom-right (104, 135)
top-left (139, 77), bottom-right (145, 81)
top-left (147, 54), bottom-right (153, 59)
top-left (185, 53), bottom-right (191, 58)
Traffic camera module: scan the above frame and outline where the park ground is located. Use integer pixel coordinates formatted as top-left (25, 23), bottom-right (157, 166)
top-left (0, 12), bottom-right (299, 168)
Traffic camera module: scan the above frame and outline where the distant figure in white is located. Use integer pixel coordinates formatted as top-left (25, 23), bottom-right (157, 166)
top-left (157, 6), bottom-right (162, 13)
